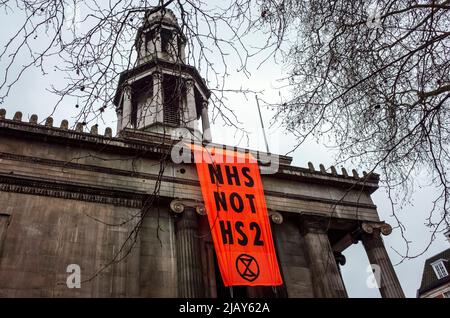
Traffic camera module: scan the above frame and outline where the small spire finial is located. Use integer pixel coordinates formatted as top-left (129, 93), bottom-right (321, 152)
top-left (319, 164), bottom-right (326, 173)
top-left (330, 166), bottom-right (337, 175)
top-left (75, 122), bottom-right (84, 132)
top-left (45, 117), bottom-right (53, 127)
top-left (341, 167), bottom-right (348, 177)
top-left (60, 119), bottom-right (69, 130)
top-left (90, 124), bottom-right (98, 135)
top-left (29, 114), bottom-right (38, 124)
top-left (104, 127), bottom-right (112, 138)
top-left (13, 111), bottom-right (23, 121)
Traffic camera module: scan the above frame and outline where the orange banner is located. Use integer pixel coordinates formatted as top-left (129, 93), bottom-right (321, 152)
top-left (191, 144), bottom-right (283, 286)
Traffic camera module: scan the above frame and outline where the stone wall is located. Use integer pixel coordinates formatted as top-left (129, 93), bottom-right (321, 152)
top-left (0, 191), bottom-right (184, 297)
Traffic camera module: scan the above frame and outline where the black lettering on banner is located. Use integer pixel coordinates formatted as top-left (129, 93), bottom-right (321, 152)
top-left (214, 191), bottom-right (228, 211)
top-left (208, 164), bottom-right (223, 184)
top-left (245, 194), bottom-right (256, 213)
top-left (242, 167), bottom-right (254, 187)
top-left (225, 165), bottom-right (241, 186)
top-left (235, 221), bottom-right (248, 246)
top-left (229, 192), bottom-right (244, 212)
top-left (220, 220), bottom-right (234, 244)
top-left (250, 222), bottom-right (264, 246)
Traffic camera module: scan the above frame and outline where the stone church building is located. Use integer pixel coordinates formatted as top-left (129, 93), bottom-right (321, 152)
top-left (0, 9), bottom-right (404, 298)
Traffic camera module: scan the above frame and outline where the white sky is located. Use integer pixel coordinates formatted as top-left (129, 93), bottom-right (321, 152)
top-left (0, 2), bottom-right (448, 298)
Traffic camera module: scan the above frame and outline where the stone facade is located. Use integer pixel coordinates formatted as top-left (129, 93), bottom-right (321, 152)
top-left (0, 8), bottom-right (404, 298)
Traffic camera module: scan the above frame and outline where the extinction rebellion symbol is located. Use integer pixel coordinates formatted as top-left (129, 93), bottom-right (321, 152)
top-left (236, 254), bottom-right (260, 282)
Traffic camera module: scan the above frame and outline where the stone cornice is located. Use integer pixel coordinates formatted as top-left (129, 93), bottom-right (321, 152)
top-left (114, 58), bottom-right (210, 105)
top-left (0, 151), bottom-right (377, 210)
top-left (0, 151), bottom-right (198, 186)
top-left (0, 117), bottom-right (379, 193)
top-left (0, 173), bottom-right (145, 208)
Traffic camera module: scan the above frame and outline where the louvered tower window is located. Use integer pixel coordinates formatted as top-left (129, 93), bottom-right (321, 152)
top-left (163, 75), bottom-right (183, 125)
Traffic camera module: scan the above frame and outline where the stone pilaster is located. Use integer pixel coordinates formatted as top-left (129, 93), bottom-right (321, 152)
top-left (116, 108), bottom-right (123, 134)
top-left (360, 222), bottom-right (405, 298)
top-left (171, 200), bottom-right (205, 298)
top-left (300, 215), bottom-right (347, 298)
top-left (184, 79), bottom-right (197, 130)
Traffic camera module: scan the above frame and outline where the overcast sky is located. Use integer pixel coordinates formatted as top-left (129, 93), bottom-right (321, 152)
top-left (0, 3), bottom-right (449, 298)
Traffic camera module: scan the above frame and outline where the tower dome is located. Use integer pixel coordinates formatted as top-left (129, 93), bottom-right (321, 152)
top-left (145, 8), bottom-right (178, 25)
top-left (135, 8), bottom-right (186, 66)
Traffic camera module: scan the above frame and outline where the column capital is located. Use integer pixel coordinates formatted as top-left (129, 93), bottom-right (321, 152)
top-left (359, 222), bottom-right (392, 250)
top-left (185, 78), bottom-right (195, 89)
top-left (269, 211), bottom-right (283, 224)
top-left (361, 221), bottom-right (392, 236)
top-left (299, 214), bottom-right (329, 235)
top-left (170, 199), bottom-right (206, 216)
top-left (201, 100), bottom-right (209, 109)
top-left (152, 71), bottom-right (162, 80)
top-left (121, 83), bottom-right (132, 101)
top-left (122, 82), bottom-right (132, 92)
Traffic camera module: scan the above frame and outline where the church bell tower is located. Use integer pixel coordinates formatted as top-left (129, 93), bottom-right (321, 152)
top-left (113, 9), bottom-right (212, 142)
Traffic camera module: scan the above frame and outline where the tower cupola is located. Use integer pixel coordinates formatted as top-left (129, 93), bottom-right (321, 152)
top-left (113, 8), bottom-right (212, 142)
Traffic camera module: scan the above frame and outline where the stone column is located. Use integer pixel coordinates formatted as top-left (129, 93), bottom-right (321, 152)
top-left (116, 108), bottom-right (123, 134)
top-left (152, 72), bottom-right (164, 123)
top-left (171, 200), bottom-right (205, 298)
top-left (360, 222), bottom-right (405, 298)
top-left (300, 215), bottom-right (347, 298)
top-left (201, 101), bottom-right (212, 143)
top-left (121, 84), bottom-right (132, 129)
